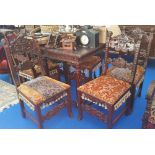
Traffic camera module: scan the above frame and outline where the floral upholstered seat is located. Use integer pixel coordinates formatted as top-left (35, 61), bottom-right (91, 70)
top-left (78, 75), bottom-right (130, 107)
top-left (77, 74), bottom-right (132, 128)
top-left (107, 65), bottom-right (145, 86)
top-left (18, 76), bottom-right (70, 107)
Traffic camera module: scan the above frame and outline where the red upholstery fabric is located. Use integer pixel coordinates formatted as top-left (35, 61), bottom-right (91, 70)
top-left (0, 46), bottom-right (7, 60)
top-left (78, 75), bottom-right (130, 105)
top-left (0, 60), bottom-right (8, 72)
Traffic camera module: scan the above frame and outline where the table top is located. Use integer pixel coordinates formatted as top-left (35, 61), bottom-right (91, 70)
top-left (40, 43), bottom-right (105, 64)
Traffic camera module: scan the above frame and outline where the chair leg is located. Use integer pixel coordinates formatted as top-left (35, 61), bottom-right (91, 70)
top-left (126, 87), bottom-right (136, 114)
top-left (77, 91), bottom-right (83, 120)
top-left (107, 106), bottom-right (114, 129)
top-left (138, 81), bottom-right (144, 97)
top-left (93, 71), bottom-right (96, 79)
top-left (125, 97), bottom-right (132, 116)
top-left (19, 99), bottom-right (26, 118)
top-left (89, 70), bottom-right (93, 81)
top-left (63, 62), bottom-right (69, 84)
top-left (66, 89), bottom-right (73, 118)
top-left (35, 105), bottom-right (43, 129)
top-left (57, 68), bottom-right (61, 81)
top-left (99, 65), bottom-right (102, 76)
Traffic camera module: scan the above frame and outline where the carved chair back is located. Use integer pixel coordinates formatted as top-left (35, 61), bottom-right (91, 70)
top-left (2, 35), bottom-right (40, 87)
top-left (138, 33), bottom-right (153, 69)
top-left (104, 32), bottom-right (142, 86)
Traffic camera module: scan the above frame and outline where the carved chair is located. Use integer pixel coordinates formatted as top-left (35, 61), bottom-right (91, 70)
top-left (106, 32), bottom-right (153, 111)
top-left (142, 81), bottom-right (155, 129)
top-left (77, 35), bottom-right (141, 128)
top-left (2, 38), bottom-right (73, 129)
top-left (4, 34), bottom-right (61, 82)
top-left (24, 25), bottom-right (62, 80)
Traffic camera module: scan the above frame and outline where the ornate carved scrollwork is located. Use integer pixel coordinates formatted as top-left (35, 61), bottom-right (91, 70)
top-left (83, 104), bottom-right (107, 123)
top-left (43, 101), bottom-right (66, 120)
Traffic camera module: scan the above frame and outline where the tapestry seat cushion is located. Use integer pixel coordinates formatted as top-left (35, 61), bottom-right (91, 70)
top-left (78, 75), bottom-right (130, 105)
top-left (107, 65), bottom-right (145, 84)
top-left (18, 76), bottom-right (70, 105)
top-left (80, 56), bottom-right (101, 70)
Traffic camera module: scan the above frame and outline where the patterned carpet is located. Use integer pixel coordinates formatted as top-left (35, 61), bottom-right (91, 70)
top-left (0, 80), bottom-right (18, 112)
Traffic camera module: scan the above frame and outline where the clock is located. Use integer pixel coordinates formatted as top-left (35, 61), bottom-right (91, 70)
top-left (76, 28), bottom-right (99, 48)
top-left (80, 33), bottom-right (89, 45)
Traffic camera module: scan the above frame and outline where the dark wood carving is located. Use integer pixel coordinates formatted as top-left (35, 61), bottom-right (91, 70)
top-left (43, 101), bottom-right (66, 120)
top-left (3, 36), bottom-right (73, 129)
top-left (83, 104), bottom-right (107, 122)
top-left (77, 30), bottom-right (143, 128)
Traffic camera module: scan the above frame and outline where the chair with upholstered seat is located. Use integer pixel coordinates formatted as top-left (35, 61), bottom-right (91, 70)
top-left (4, 34), bottom-right (60, 82)
top-left (3, 38), bottom-right (73, 129)
top-left (106, 33), bottom-right (153, 111)
top-left (77, 36), bottom-right (141, 128)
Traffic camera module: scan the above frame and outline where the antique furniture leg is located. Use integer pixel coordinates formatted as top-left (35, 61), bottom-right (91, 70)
top-left (74, 63), bottom-right (82, 107)
top-left (35, 105), bottom-right (43, 129)
top-left (75, 63), bottom-right (81, 87)
top-left (63, 62), bottom-right (69, 84)
top-left (125, 96), bottom-right (132, 116)
top-left (99, 65), bottom-right (102, 75)
top-left (128, 86), bottom-right (136, 114)
top-left (89, 70), bottom-right (92, 81)
top-left (107, 105), bottom-right (114, 129)
top-left (77, 91), bottom-right (83, 120)
top-left (56, 66), bottom-right (61, 81)
top-left (94, 71), bottom-right (96, 79)
top-left (138, 81), bottom-right (144, 97)
top-left (66, 89), bottom-right (73, 117)
top-left (19, 99), bottom-right (26, 118)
